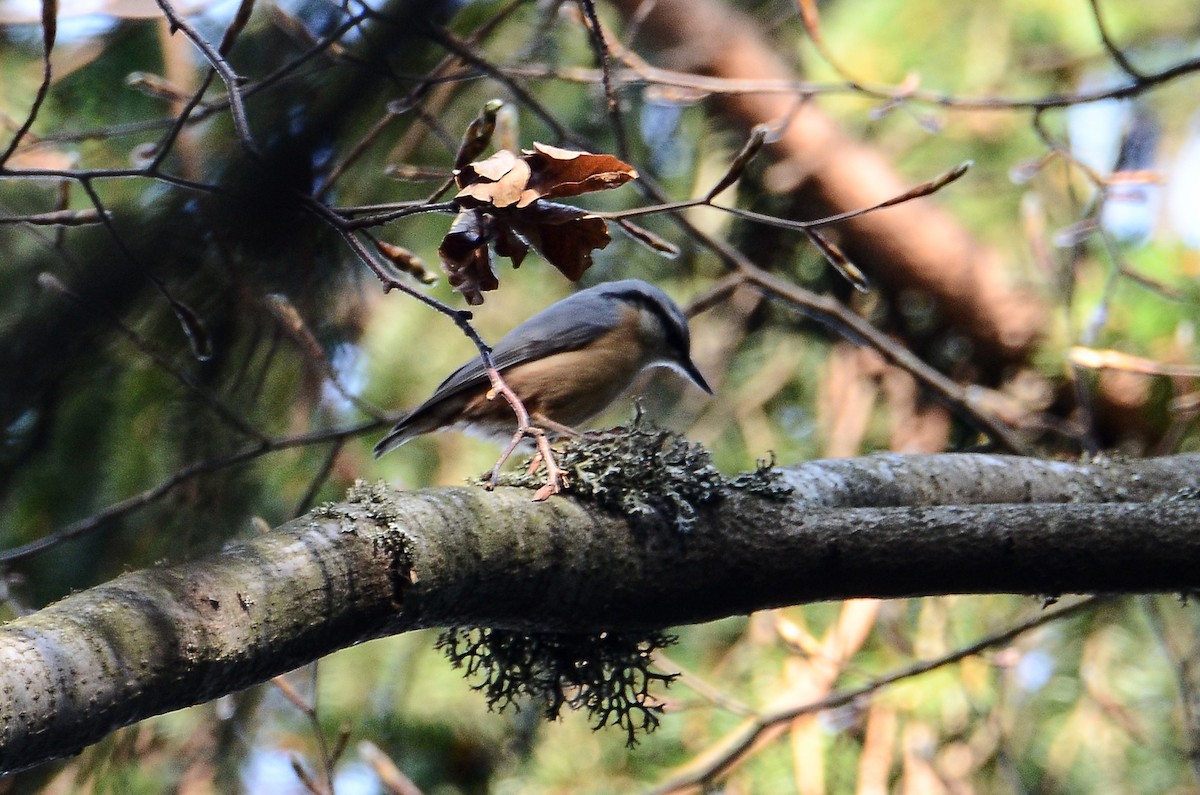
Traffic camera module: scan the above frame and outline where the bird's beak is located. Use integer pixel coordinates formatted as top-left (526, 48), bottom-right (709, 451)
top-left (680, 356), bottom-right (713, 395)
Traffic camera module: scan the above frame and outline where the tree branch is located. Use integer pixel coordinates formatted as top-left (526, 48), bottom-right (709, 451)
top-left (3, 453), bottom-right (1200, 773)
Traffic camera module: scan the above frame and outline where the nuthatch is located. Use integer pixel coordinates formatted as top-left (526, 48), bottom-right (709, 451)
top-left (374, 279), bottom-right (711, 457)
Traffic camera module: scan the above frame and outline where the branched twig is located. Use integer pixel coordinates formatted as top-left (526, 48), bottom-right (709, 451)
top-left (576, 0), bottom-right (629, 158)
top-left (504, 44), bottom-right (1200, 112)
top-left (0, 0), bottom-right (54, 167)
top-left (317, 0), bottom-right (525, 199)
top-left (143, 0), bottom-right (255, 172)
top-left (1086, 0), bottom-right (1146, 81)
top-left (417, 21), bottom-right (574, 142)
top-left (272, 669), bottom-right (348, 795)
top-left (153, 0), bottom-right (260, 155)
top-left (742, 266), bottom-right (1030, 454)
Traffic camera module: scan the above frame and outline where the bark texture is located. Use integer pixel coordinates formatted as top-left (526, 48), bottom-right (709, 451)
top-left (2, 453), bottom-right (1200, 773)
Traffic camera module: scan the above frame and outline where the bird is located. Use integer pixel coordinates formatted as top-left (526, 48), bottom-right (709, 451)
top-left (373, 279), bottom-right (712, 458)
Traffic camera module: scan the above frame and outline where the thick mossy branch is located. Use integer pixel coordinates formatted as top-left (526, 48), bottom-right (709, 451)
top-left (437, 627), bottom-right (678, 746)
top-left (5, 454), bottom-right (1200, 772)
top-left (493, 413), bottom-right (791, 532)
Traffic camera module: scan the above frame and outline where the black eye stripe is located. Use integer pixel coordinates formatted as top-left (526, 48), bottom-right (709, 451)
top-left (611, 288), bottom-right (690, 356)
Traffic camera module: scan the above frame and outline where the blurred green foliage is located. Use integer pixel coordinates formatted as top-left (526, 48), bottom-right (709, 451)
top-left (1, 0), bottom-right (1199, 791)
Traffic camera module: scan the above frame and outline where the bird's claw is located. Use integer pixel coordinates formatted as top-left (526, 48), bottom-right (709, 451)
top-left (487, 424), bottom-right (567, 501)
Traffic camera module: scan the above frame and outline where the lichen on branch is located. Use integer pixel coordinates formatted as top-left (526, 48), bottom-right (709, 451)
top-left (436, 626), bottom-right (678, 746)
top-left (492, 411), bottom-right (791, 533)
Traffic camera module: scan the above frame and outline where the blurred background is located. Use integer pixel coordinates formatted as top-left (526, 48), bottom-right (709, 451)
top-left (1, 0), bottom-right (1199, 791)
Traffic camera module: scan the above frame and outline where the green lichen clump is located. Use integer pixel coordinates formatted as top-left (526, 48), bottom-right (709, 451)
top-left (313, 479), bottom-right (402, 532)
top-left (436, 626), bottom-right (678, 746)
top-left (492, 412), bottom-right (791, 533)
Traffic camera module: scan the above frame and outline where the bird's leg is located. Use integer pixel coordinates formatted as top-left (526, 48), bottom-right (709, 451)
top-left (533, 415), bottom-right (582, 437)
top-left (528, 428), bottom-right (566, 502)
top-left (480, 367), bottom-right (568, 501)
top-left (523, 415), bottom-right (583, 474)
top-left (489, 427), bottom-right (528, 487)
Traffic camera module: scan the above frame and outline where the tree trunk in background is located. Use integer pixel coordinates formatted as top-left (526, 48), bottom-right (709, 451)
top-left (610, 0), bottom-right (1045, 372)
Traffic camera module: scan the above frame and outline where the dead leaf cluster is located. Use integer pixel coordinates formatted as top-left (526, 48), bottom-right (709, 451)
top-left (439, 143), bottom-right (637, 304)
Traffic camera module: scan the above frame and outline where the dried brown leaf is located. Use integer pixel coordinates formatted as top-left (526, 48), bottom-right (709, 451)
top-left (508, 201), bottom-right (611, 281)
top-left (438, 209), bottom-right (498, 305)
top-left (443, 143), bottom-right (633, 296)
top-left (455, 144), bottom-right (637, 209)
top-left (456, 152), bottom-right (531, 208)
top-left (517, 142), bottom-right (637, 206)
top-left (493, 223), bottom-right (529, 269)
top-left (460, 148), bottom-right (519, 183)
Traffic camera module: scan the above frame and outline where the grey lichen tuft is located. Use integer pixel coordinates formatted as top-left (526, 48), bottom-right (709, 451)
top-left (436, 626), bottom-right (677, 746)
top-left (312, 480), bottom-right (403, 533)
top-left (492, 413), bottom-right (791, 531)
top-left (728, 452), bottom-right (793, 498)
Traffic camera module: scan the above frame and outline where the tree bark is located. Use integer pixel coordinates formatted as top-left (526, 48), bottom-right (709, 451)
top-left (3, 453), bottom-right (1200, 773)
top-left (609, 0), bottom-right (1046, 368)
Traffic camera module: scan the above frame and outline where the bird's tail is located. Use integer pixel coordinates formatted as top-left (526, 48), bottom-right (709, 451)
top-left (372, 427), bottom-right (412, 458)
top-left (372, 411), bottom-right (429, 458)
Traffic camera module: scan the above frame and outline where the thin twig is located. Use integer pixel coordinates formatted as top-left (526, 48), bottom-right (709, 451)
top-left (743, 266), bottom-right (1030, 454)
top-left (576, 0), bottom-right (630, 159)
top-left (317, 0), bottom-right (525, 199)
top-left (0, 209), bottom-right (103, 226)
top-left (0, 420), bottom-right (382, 563)
top-left (502, 46), bottom-right (1200, 112)
top-left (1086, 0), bottom-right (1146, 80)
top-left (153, 0), bottom-right (259, 155)
top-left (0, 0), bottom-right (54, 167)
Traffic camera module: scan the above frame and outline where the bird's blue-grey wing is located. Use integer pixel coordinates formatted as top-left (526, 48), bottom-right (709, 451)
top-left (419, 290), bottom-right (621, 403)
top-left (374, 290), bottom-right (621, 456)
